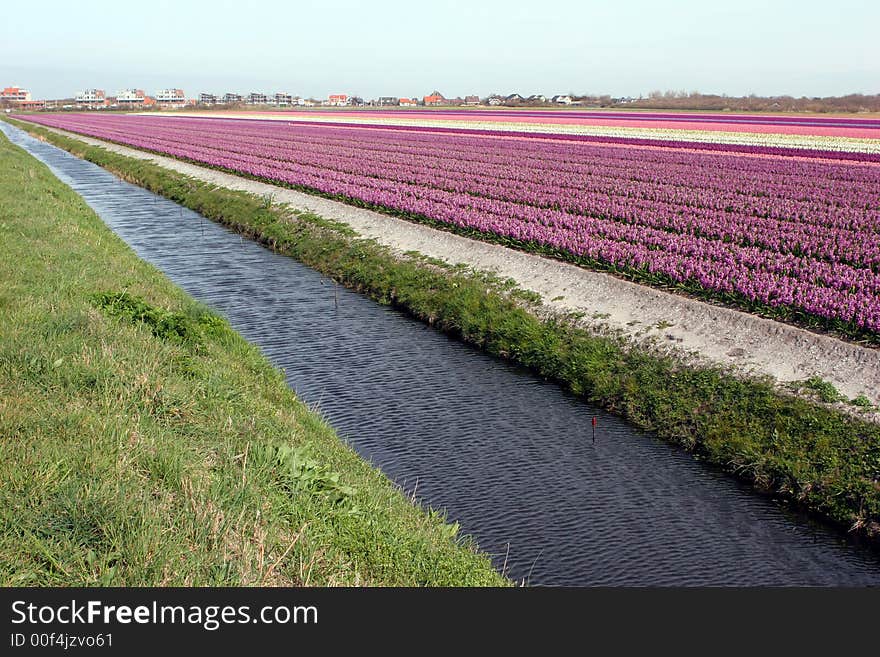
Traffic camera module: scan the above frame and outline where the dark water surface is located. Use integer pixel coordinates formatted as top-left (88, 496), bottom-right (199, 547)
top-left (6, 121), bottom-right (879, 586)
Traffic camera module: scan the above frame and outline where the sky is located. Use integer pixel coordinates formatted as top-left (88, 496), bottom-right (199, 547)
top-left (1, 0), bottom-right (878, 100)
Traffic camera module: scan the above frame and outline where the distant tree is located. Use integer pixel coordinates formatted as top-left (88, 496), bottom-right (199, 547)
top-left (611, 90), bottom-right (880, 113)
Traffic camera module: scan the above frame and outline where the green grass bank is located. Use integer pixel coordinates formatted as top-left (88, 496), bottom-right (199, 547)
top-left (6, 117), bottom-right (880, 544)
top-left (0, 128), bottom-right (506, 586)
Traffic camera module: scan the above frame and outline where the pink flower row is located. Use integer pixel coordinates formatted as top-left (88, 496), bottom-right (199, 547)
top-left (17, 113), bottom-right (880, 332)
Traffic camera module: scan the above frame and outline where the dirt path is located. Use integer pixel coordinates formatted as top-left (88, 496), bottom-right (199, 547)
top-left (38, 125), bottom-right (880, 417)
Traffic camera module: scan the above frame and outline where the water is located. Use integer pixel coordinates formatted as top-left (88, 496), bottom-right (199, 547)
top-left (5, 120), bottom-right (879, 586)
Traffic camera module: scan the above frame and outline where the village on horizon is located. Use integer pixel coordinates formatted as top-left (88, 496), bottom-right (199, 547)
top-left (1, 85), bottom-right (617, 111)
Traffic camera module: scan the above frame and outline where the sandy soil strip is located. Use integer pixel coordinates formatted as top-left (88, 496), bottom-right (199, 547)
top-left (36, 125), bottom-right (880, 417)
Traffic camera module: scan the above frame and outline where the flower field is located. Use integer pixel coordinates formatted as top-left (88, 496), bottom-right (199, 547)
top-left (15, 111), bottom-right (880, 339)
top-left (172, 108), bottom-right (880, 158)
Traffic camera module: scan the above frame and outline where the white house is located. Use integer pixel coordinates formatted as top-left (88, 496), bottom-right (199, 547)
top-left (156, 88), bottom-right (186, 108)
top-left (75, 89), bottom-right (106, 107)
top-left (117, 89), bottom-right (146, 106)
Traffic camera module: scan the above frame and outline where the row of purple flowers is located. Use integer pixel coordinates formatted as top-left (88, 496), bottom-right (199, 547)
top-left (17, 113), bottom-right (880, 333)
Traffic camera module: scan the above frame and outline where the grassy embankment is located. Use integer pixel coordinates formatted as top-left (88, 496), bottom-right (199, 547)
top-left (0, 129), bottom-right (507, 586)
top-left (6, 118), bottom-right (880, 543)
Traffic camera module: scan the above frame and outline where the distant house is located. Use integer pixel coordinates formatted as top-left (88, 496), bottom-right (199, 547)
top-left (273, 92), bottom-right (293, 106)
top-left (223, 93), bottom-right (243, 104)
top-left (398, 97), bottom-right (417, 107)
top-left (199, 93), bottom-right (219, 105)
top-left (551, 95), bottom-right (573, 105)
top-left (328, 94), bottom-right (348, 106)
top-left (464, 95), bottom-right (480, 106)
top-left (378, 96), bottom-right (398, 106)
top-left (486, 95), bottom-right (503, 106)
top-left (117, 89), bottom-right (147, 107)
top-left (246, 92), bottom-right (268, 105)
top-left (75, 88), bottom-right (106, 108)
top-left (423, 90), bottom-right (445, 106)
top-left (504, 93), bottom-right (524, 104)
top-left (17, 99), bottom-right (45, 111)
top-left (2, 86), bottom-right (31, 103)
top-left (156, 89), bottom-right (186, 108)
top-left (1, 86), bottom-right (42, 110)
top-left (528, 94), bottom-right (547, 103)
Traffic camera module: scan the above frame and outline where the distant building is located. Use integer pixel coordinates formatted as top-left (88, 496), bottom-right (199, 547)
top-left (378, 96), bottom-right (398, 106)
top-left (273, 92), bottom-right (293, 106)
top-left (156, 88), bottom-right (186, 108)
top-left (486, 95), bottom-right (503, 106)
top-left (117, 89), bottom-right (147, 106)
top-left (246, 92), bottom-right (268, 105)
top-left (1, 86), bottom-right (31, 102)
top-left (504, 93), bottom-right (524, 104)
top-left (423, 91), bottom-right (445, 106)
top-left (199, 93), bottom-right (219, 105)
top-left (528, 94), bottom-right (547, 103)
top-left (464, 95), bottom-right (480, 106)
top-left (398, 97), bottom-right (417, 107)
top-left (223, 93), bottom-right (243, 104)
top-left (75, 89), bottom-right (106, 107)
top-left (552, 95), bottom-right (573, 105)
top-left (328, 94), bottom-right (348, 106)
top-left (17, 100), bottom-right (45, 110)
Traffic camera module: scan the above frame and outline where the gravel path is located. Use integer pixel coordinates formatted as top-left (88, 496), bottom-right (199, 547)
top-left (37, 126), bottom-right (880, 415)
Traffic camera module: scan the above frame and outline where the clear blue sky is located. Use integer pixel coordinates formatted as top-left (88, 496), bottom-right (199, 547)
top-left (2, 0), bottom-right (877, 100)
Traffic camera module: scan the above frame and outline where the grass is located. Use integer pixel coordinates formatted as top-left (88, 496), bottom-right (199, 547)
top-left (0, 128), bottom-right (506, 586)
top-left (7, 117), bottom-right (880, 543)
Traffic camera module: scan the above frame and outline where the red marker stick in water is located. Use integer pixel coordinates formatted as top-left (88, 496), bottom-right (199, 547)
top-left (592, 416), bottom-right (597, 443)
